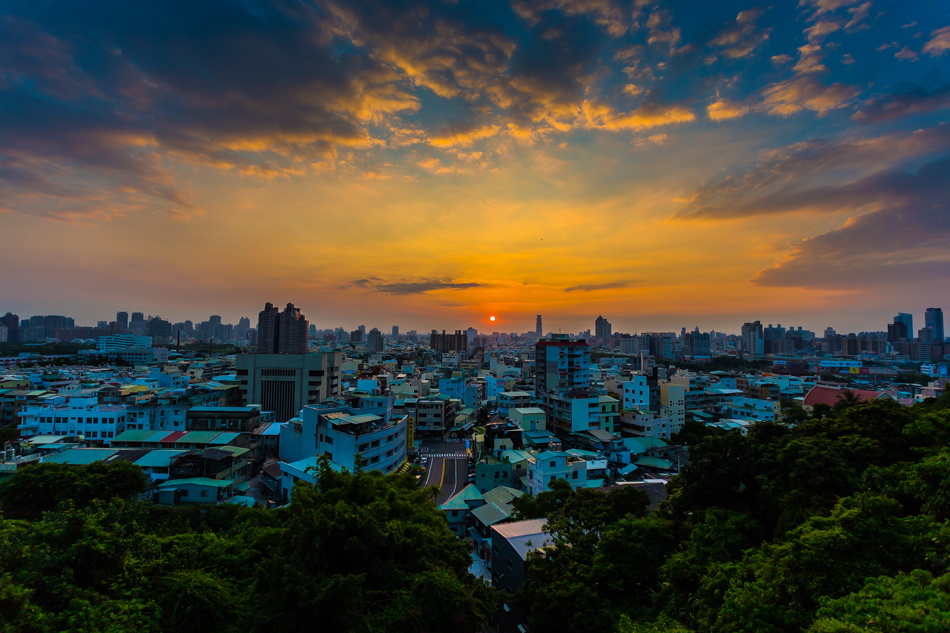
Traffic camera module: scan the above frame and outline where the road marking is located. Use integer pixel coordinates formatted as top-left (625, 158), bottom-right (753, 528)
top-left (438, 458), bottom-right (446, 491)
top-left (428, 453), bottom-right (469, 458)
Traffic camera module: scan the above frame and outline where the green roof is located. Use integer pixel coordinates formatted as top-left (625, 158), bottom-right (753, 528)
top-left (635, 456), bottom-right (674, 470)
top-left (440, 483), bottom-right (484, 511)
top-left (112, 429), bottom-right (156, 443)
top-left (483, 486), bottom-right (524, 506)
top-left (472, 501), bottom-right (513, 527)
top-left (146, 431), bottom-right (174, 442)
top-left (133, 450), bottom-right (186, 468)
top-left (157, 477), bottom-right (234, 489)
top-left (178, 431), bottom-right (222, 444)
top-left (45, 448), bottom-right (117, 465)
top-left (208, 432), bottom-right (241, 445)
top-left (219, 445), bottom-right (250, 457)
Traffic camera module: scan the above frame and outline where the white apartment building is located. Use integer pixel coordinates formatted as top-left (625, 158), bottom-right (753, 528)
top-left (19, 394), bottom-right (128, 444)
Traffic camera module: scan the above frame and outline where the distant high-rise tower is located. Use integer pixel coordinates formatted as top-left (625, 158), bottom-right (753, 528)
top-left (741, 321), bottom-right (764, 355)
top-left (116, 311), bottom-right (129, 328)
top-left (367, 328), bottom-right (384, 354)
top-left (925, 308), bottom-right (945, 342)
top-left (895, 313), bottom-right (913, 337)
top-left (595, 315), bottom-right (611, 341)
top-left (257, 303), bottom-right (280, 353)
top-left (392, 325), bottom-right (399, 337)
top-left (131, 312), bottom-right (145, 323)
top-left (277, 303), bottom-right (308, 354)
top-left (256, 302), bottom-right (308, 354)
top-left (430, 330), bottom-right (467, 354)
top-left (536, 315), bottom-right (543, 337)
top-left (0, 313), bottom-right (19, 343)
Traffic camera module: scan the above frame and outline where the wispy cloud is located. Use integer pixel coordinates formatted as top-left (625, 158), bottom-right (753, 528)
top-left (565, 280), bottom-right (638, 292)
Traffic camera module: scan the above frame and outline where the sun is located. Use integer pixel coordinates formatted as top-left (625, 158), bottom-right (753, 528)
top-left (489, 315), bottom-right (496, 322)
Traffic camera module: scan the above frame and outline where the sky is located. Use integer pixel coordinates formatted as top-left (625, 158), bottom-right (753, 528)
top-left (1, 0), bottom-right (949, 335)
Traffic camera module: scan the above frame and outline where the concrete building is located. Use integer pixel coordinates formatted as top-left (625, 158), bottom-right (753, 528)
top-left (18, 394), bottom-right (127, 444)
top-left (926, 308), bottom-right (945, 342)
top-left (278, 402), bottom-right (409, 501)
top-left (430, 329), bottom-right (468, 355)
top-left (660, 383), bottom-right (685, 435)
top-left (491, 519), bottom-right (554, 593)
top-left (236, 351), bottom-right (342, 422)
top-left (256, 302), bottom-right (309, 354)
top-left (97, 334), bottom-right (152, 352)
top-left (621, 375), bottom-right (650, 410)
top-left (595, 315), bottom-right (612, 342)
top-left (534, 335), bottom-right (590, 396)
top-left (366, 328), bottom-right (384, 354)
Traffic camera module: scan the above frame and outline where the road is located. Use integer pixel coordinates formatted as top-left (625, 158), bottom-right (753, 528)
top-left (420, 438), bottom-right (471, 506)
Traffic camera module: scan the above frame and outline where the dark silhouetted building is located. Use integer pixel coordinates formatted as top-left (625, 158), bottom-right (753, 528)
top-left (256, 302), bottom-right (309, 354)
top-left (430, 329), bottom-right (467, 354)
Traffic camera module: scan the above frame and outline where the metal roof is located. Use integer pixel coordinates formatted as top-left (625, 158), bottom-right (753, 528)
top-left (157, 477), bottom-right (233, 489)
top-left (207, 432), bottom-right (240, 445)
top-left (45, 448), bottom-right (117, 465)
top-left (133, 450), bottom-right (187, 468)
top-left (112, 430), bottom-right (156, 443)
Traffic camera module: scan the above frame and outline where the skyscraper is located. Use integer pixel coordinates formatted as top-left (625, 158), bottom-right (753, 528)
top-left (895, 313), bottom-right (913, 337)
top-left (0, 313), bottom-right (19, 343)
top-left (257, 302), bottom-right (279, 353)
top-left (925, 308), bottom-right (944, 342)
top-left (116, 311), bottom-right (129, 328)
top-left (256, 302), bottom-right (309, 354)
top-left (367, 328), bottom-right (384, 354)
top-left (595, 315), bottom-right (611, 341)
top-left (277, 303), bottom-right (308, 354)
top-left (741, 321), bottom-right (764, 355)
top-left (536, 315), bottom-right (543, 338)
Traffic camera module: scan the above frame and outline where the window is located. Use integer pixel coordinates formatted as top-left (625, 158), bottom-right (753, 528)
top-left (200, 490), bottom-right (208, 497)
top-left (550, 461), bottom-right (556, 467)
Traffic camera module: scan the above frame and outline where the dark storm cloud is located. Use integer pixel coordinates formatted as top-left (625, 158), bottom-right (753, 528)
top-left (752, 157), bottom-right (950, 289)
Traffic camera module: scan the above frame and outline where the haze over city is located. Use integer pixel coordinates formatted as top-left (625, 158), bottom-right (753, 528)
top-left (2, 0), bottom-right (949, 332)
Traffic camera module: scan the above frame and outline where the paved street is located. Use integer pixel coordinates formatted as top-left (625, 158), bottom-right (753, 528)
top-left (419, 438), bottom-right (471, 505)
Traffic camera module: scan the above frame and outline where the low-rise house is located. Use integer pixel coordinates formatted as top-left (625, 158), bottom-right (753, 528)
top-left (157, 477), bottom-right (235, 505)
top-left (491, 518), bottom-right (554, 593)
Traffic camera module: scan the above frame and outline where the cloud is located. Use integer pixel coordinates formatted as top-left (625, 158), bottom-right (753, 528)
top-left (751, 157), bottom-right (950, 289)
top-left (582, 101), bottom-right (695, 131)
top-left (565, 280), bottom-right (638, 292)
top-left (855, 83), bottom-right (950, 122)
top-left (707, 99), bottom-right (750, 121)
top-left (677, 126), bottom-right (950, 219)
top-left (923, 26), bottom-right (950, 57)
top-left (706, 8), bottom-right (771, 60)
top-left (374, 280), bottom-right (484, 295)
top-left (760, 77), bottom-right (859, 116)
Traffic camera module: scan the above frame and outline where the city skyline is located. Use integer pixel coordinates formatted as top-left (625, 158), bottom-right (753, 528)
top-left (2, 302), bottom-right (947, 339)
top-left (2, 1), bottom-right (949, 333)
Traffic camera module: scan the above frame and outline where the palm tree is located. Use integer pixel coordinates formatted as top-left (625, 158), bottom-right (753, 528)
top-left (834, 389), bottom-right (862, 410)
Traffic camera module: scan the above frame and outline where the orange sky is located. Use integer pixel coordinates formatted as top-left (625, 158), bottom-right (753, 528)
top-left (2, 0), bottom-right (949, 334)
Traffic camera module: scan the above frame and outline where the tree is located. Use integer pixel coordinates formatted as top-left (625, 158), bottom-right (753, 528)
top-left (808, 570), bottom-right (950, 633)
top-left (255, 460), bottom-right (495, 632)
top-left (0, 461), bottom-right (147, 520)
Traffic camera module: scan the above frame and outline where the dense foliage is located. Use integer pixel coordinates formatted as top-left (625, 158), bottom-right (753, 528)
top-left (516, 392), bottom-right (950, 633)
top-left (0, 460), bottom-right (494, 632)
